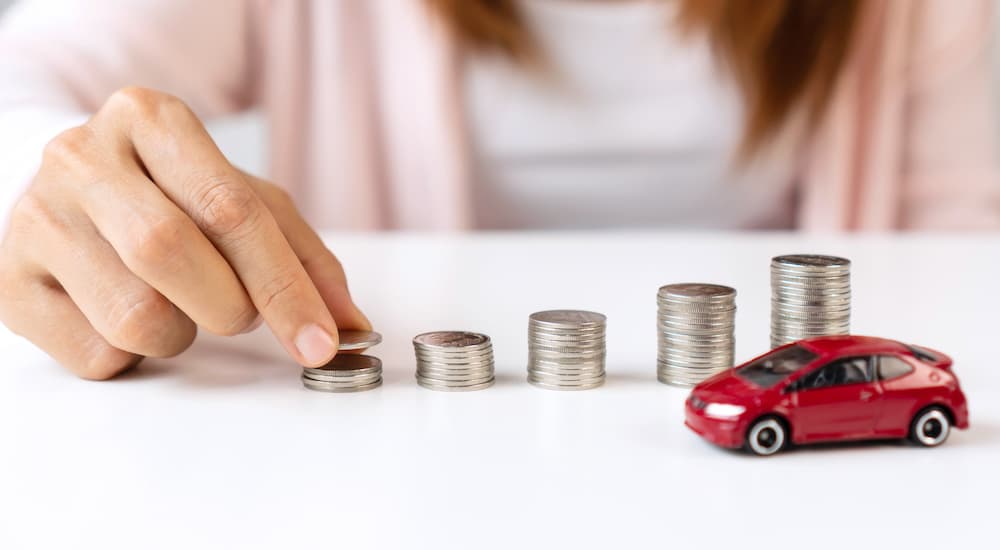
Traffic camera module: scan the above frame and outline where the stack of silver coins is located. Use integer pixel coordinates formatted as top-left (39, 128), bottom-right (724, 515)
top-left (527, 310), bottom-right (606, 390)
top-left (413, 331), bottom-right (496, 391)
top-left (771, 254), bottom-right (851, 348)
top-left (302, 330), bottom-right (383, 392)
top-left (656, 283), bottom-right (737, 387)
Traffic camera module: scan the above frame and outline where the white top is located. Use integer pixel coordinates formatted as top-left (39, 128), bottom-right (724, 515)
top-left (1, 232), bottom-right (995, 550)
top-left (465, 0), bottom-right (797, 230)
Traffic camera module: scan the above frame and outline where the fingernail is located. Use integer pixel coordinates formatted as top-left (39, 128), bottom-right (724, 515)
top-left (294, 324), bottom-right (336, 365)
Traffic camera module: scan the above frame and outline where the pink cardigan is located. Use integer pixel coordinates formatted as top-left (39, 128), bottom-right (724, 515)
top-left (0, 0), bottom-right (997, 230)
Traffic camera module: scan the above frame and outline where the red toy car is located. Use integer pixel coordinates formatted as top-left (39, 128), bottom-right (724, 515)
top-left (685, 335), bottom-right (969, 456)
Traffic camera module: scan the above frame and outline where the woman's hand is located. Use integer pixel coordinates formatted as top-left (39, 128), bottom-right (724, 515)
top-left (0, 87), bottom-right (369, 380)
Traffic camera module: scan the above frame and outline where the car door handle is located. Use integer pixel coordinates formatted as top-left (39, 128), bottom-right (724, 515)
top-left (860, 390), bottom-right (874, 401)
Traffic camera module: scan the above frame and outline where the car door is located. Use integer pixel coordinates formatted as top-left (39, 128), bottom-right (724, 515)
top-left (872, 354), bottom-right (918, 437)
top-left (787, 356), bottom-right (883, 443)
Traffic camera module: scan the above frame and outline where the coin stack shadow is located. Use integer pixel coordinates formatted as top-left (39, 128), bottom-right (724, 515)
top-left (771, 254), bottom-right (851, 348)
top-left (301, 330), bottom-right (384, 393)
top-left (656, 283), bottom-right (736, 387)
top-left (413, 331), bottom-right (496, 391)
top-left (527, 310), bottom-right (607, 390)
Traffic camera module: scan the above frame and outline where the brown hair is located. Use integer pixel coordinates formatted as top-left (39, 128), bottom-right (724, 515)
top-left (427, 0), bottom-right (863, 157)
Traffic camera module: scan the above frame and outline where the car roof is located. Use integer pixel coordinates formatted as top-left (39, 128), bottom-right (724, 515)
top-left (797, 335), bottom-right (910, 357)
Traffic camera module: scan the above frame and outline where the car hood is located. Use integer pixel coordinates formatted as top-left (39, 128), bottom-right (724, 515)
top-left (693, 371), bottom-right (760, 404)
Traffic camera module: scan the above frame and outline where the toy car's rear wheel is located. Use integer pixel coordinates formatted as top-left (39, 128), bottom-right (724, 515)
top-left (910, 407), bottom-right (951, 447)
top-left (745, 417), bottom-right (786, 456)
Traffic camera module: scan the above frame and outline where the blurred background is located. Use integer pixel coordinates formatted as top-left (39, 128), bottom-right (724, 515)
top-left (0, 0), bottom-right (996, 180)
top-left (0, 0), bottom-right (267, 174)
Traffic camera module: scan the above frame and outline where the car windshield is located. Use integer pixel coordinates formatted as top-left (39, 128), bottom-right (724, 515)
top-left (736, 345), bottom-right (819, 388)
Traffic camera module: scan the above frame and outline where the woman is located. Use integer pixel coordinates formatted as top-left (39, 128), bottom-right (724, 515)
top-left (0, 0), bottom-right (995, 379)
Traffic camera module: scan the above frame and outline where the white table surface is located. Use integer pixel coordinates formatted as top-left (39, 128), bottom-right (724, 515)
top-left (2, 232), bottom-right (998, 549)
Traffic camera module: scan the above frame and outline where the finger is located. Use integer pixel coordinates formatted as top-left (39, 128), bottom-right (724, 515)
top-left (246, 173), bottom-right (372, 331)
top-left (39, 126), bottom-right (259, 336)
top-left (102, 88), bottom-right (339, 366)
top-left (21, 208), bottom-right (196, 358)
top-left (0, 270), bottom-right (141, 380)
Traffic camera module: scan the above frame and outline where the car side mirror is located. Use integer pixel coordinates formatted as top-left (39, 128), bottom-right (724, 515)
top-left (783, 381), bottom-right (798, 394)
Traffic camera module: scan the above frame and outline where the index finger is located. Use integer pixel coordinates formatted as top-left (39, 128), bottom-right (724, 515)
top-left (104, 88), bottom-right (339, 367)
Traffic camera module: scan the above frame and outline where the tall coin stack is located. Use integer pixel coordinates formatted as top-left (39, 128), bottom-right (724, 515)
top-left (527, 310), bottom-right (607, 390)
top-left (302, 330), bottom-right (384, 393)
top-left (413, 331), bottom-right (496, 391)
top-left (770, 254), bottom-right (851, 348)
top-left (656, 283), bottom-right (737, 387)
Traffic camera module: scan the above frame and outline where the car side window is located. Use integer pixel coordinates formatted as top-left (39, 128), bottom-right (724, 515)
top-left (797, 357), bottom-right (872, 391)
top-left (877, 355), bottom-right (913, 381)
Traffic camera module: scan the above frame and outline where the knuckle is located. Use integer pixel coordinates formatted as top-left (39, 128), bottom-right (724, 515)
top-left (106, 289), bottom-right (175, 349)
top-left (8, 192), bottom-right (46, 231)
top-left (41, 126), bottom-right (95, 169)
top-left (8, 192), bottom-right (68, 239)
top-left (123, 215), bottom-right (188, 270)
top-left (195, 178), bottom-right (261, 237)
top-left (108, 86), bottom-right (190, 121)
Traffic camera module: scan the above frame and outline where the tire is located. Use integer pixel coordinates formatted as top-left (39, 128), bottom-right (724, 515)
top-left (745, 417), bottom-right (787, 456)
top-left (910, 407), bottom-right (951, 447)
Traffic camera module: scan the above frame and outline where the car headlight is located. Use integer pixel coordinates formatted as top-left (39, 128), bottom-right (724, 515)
top-left (704, 403), bottom-right (747, 419)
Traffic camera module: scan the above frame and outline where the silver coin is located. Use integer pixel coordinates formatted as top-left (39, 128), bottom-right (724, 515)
top-left (529, 310), bottom-right (606, 327)
top-left (772, 254), bottom-right (851, 269)
top-left (658, 283), bottom-right (736, 301)
top-left (302, 368), bottom-right (380, 381)
top-left (415, 369), bottom-right (495, 380)
top-left (415, 353), bottom-right (495, 363)
top-left (659, 330), bottom-right (735, 341)
top-left (657, 369), bottom-right (731, 379)
top-left (417, 378), bottom-right (496, 392)
top-left (413, 331), bottom-right (491, 350)
top-left (302, 376), bottom-right (382, 393)
top-left (304, 353), bottom-right (382, 374)
top-left (413, 351), bottom-right (495, 364)
top-left (336, 330), bottom-right (383, 351)
top-left (528, 378), bottom-right (605, 391)
top-left (529, 330), bottom-right (606, 339)
top-left (302, 377), bottom-right (382, 390)
top-left (413, 369), bottom-right (494, 381)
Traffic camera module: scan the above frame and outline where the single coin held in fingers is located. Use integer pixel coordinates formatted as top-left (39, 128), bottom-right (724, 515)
top-left (337, 329), bottom-right (383, 351)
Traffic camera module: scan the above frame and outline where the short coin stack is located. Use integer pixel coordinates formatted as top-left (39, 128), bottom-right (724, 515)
top-left (527, 310), bottom-right (607, 390)
top-left (771, 254), bottom-right (851, 348)
top-left (413, 331), bottom-right (496, 391)
top-left (656, 283), bottom-right (737, 387)
top-left (301, 330), bottom-right (384, 393)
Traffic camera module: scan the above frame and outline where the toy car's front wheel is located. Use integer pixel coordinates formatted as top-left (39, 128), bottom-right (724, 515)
top-left (910, 407), bottom-right (951, 447)
top-left (745, 417), bottom-right (787, 456)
